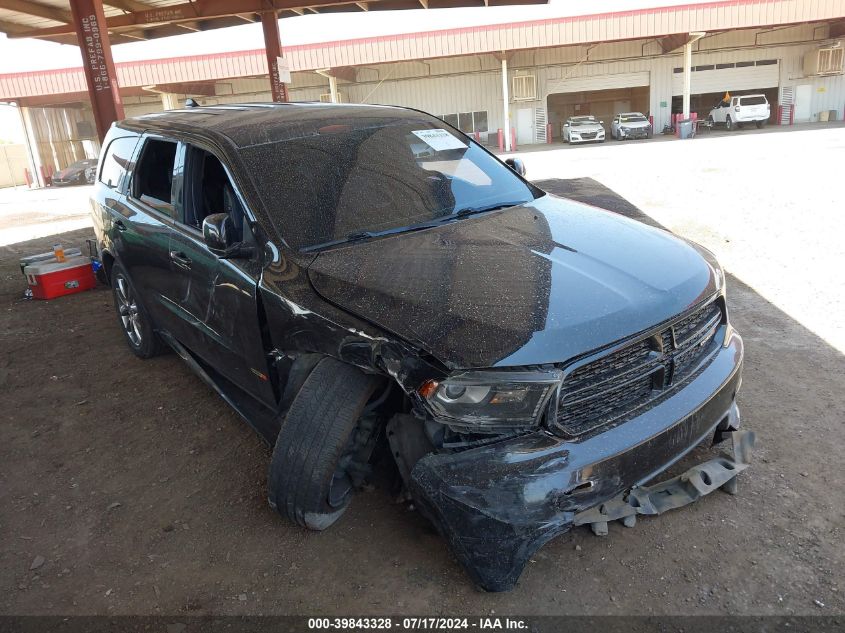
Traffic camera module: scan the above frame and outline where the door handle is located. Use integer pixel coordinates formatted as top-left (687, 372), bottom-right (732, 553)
top-left (170, 250), bottom-right (192, 269)
top-left (114, 219), bottom-right (127, 232)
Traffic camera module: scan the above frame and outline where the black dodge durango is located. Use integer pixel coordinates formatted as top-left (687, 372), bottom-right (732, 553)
top-left (91, 102), bottom-right (748, 591)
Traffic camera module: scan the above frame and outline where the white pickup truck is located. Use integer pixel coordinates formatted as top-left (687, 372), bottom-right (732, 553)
top-left (708, 94), bottom-right (771, 130)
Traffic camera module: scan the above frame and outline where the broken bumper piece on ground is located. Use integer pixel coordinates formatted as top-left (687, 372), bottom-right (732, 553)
top-left (573, 429), bottom-right (755, 536)
top-left (409, 334), bottom-right (745, 592)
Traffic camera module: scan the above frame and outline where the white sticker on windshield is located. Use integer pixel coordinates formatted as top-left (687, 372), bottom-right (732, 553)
top-left (411, 129), bottom-right (467, 151)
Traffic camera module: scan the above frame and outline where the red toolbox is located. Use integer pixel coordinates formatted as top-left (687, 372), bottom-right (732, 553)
top-left (24, 255), bottom-right (96, 300)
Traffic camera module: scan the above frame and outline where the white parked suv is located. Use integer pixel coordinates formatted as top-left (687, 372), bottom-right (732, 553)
top-left (708, 94), bottom-right (770, 130)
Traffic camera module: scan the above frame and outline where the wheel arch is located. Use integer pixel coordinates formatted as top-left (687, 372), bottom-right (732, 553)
top-left (100, 250), bottom-right (116, 283)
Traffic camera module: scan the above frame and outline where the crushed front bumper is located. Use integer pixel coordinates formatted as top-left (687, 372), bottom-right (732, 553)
top-left (620, 128), bottom-right (650, 139)
top-left (409, 332), bottom-right (745, 592)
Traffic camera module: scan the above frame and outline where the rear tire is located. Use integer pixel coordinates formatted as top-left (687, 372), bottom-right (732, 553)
top-left (110, 262), bottom-right (164, 359)
top-left (268, 357), bottom-right (383, 531)
top-left (755, 120), bottom-right (763, 129)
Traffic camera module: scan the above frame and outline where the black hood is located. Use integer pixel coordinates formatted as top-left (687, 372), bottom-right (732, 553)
top-left (307, 195), bottom-right (720, 369)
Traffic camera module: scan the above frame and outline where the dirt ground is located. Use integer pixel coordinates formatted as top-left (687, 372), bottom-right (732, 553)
top-left (1, 125), bottom-right (843, 617)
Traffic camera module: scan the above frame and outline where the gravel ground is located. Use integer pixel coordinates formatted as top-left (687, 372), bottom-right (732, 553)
top-left (1, 124), bottom-right (843, 617)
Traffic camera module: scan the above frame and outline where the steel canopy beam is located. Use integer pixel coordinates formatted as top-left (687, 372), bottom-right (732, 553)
top-left (657, 33), bottom-right (690, 54)
top-left (261, 10), bottom-right (288, 103)
top-left (0, 0), bottom-right (72, 23)
top-left (69, 0), bottom-right (124, 141)
top-left (4, 0), bottom-right (546, 38)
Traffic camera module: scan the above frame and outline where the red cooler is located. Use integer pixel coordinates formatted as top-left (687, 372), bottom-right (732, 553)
top-left (24, 255), bottom-right (96, 300)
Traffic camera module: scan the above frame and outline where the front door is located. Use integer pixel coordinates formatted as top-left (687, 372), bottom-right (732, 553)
top-left (516, 108), bottom-right (534, 146)
top-left (164, 143), bottom-right (277, 408)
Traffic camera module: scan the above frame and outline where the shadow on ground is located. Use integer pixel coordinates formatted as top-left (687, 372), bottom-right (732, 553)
top-left (1, 184), bottom-right (842, 617)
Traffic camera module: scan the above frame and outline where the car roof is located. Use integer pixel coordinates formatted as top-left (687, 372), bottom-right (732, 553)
top-left (115, 102), bottom-right (428, 149)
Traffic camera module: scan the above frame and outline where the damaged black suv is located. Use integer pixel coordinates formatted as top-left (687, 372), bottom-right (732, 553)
top-left (91, 102), bottom-right (747, 591)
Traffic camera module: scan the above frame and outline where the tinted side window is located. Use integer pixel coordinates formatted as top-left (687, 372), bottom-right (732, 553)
top-left (98, 136), bottom-right (138, 189)
top-left (183, 147), bottom-right (245, 241)
top-left (132, 138), bottom-right (177, 217)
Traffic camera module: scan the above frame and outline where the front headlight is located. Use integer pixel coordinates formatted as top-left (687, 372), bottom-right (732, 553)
top-left (418, 369), bottom-right (563, 432)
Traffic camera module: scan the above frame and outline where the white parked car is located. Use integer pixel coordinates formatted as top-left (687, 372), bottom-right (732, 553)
top-left (708, 94), bottom-right (770, 130)
top-left (562, 115), bottom-right (605, 144)
top-left (610, 112), bottom-right (652, 140)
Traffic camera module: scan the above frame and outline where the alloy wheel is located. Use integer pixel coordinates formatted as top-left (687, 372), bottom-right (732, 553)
top-left (116, 275), bottom-right (142, 347)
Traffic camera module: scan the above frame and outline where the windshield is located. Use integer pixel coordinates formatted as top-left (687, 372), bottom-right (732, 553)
top-left (570, 118), bottom-right (597, 127)
top-left (238, 116), bottom-right (539, 250)
top-left (620, 114), bottom-right (647, 122)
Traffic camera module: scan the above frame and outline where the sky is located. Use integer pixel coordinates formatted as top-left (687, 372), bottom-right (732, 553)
top-left (0, 0), bottom-right (720, 140)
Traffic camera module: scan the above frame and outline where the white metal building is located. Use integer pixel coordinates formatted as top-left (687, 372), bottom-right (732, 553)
top-left (1, 0), bottom-right (844, 181)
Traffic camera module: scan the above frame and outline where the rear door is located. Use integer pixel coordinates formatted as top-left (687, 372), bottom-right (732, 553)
top-left (164, 142), bottom-right (277, 408)
top-left (111, 134), bottom-right (182, 333)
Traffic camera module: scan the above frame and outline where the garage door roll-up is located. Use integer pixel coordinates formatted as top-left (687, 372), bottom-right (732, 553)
top-left (671, 62), bottom-right (779, 95)
top-left (547, 71), bottom-right (650, 95)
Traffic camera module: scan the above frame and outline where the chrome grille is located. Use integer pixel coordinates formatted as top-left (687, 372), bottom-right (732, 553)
top-left (552, 299), bottom-right (724, 437)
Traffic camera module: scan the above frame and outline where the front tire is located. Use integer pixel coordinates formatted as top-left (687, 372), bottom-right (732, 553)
top-left (268, 357), bottom-right (383, 531)
top-left (726, 116), bottom-right (734, 131)
top-left (111, 262), bottom-right (164, 358)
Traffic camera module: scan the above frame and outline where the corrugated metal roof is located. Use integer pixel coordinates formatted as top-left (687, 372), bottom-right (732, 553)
top-left (0, 0), bottom-right (548, 45)
top-left (1, 0), bottom-right (843, 100)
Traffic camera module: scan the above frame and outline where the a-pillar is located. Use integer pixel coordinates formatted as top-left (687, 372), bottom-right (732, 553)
top-left (68, 0), bottom-right (124, 142)
top-left (261, 11), bottom-right (289, 102)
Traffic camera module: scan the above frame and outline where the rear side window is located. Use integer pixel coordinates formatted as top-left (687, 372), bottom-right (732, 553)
top-left (740, 96), bottom-right (767, 106)
top-left (99, 136), bottom-right (138, 189)
top-left (132, 138), bottom-right (177, 217)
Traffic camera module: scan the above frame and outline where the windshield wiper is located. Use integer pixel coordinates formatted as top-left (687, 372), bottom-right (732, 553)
top-left (301, 224), bottom-right (437, 252)
top-left (449, 201), bottom-right (526, 219)
top-left (301, 202), bottom-right (527, 253)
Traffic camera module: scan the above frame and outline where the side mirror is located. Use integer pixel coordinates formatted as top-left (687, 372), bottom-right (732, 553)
top-left (563, 123), bottom-right (570, 127)
top-left (203, 213), bottom-right (235, 254)
top-left (600, 120), bottom-right (605, 125)
top-left (203, 212), bottom-right (255, 260)
top-left (505, 157), bottom-right (527, 177)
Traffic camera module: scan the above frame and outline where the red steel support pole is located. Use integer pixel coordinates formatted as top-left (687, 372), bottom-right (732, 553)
top-left (261, 10), bottom-right (288, 103)
top-left (68, 0), bottom-right (123, 142)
